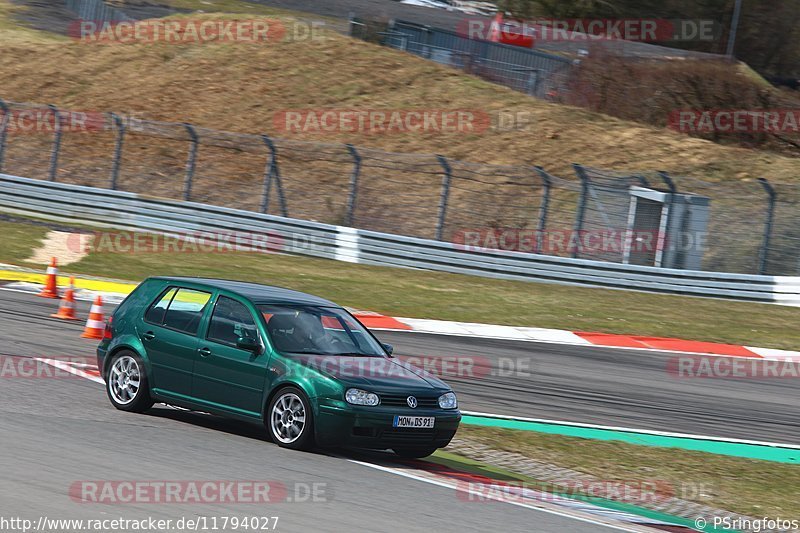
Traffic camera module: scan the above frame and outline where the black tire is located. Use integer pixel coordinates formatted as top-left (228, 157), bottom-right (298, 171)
top-left (266, 386), bottom-right (315, 451)
top-left (105, 350), bottom-right (154, 413)
top-left (393, 446), bottom-right (439, 459)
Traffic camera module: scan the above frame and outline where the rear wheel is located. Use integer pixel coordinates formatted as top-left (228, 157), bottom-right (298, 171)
top-left (106, 350), bottom-right (153, 413)
top-left (267, 387), bottom-right (315, 451)
top-left (393, 446), bottom-right (438, 459)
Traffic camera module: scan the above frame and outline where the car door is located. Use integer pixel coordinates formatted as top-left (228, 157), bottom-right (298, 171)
top-left (139, 286), bottom-right (213, 398)
top-left (191, 294), bottom-right (269, 416)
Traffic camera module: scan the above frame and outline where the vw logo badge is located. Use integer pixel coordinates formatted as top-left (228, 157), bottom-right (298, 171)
top-left (406, 396), bottom-right (418, 408)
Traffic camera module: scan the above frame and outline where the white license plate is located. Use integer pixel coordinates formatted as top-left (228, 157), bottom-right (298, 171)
top-left (393, 415), bottom-right (435, 428)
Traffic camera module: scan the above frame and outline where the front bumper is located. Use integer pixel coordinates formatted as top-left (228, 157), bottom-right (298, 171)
top-left (315, 398), bottom-right (461, 449)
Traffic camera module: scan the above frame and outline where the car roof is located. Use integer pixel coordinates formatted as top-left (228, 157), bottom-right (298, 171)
top-left (149, 277), bottom-right (339, 307)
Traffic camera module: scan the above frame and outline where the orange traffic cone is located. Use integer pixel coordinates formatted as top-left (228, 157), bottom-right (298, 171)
top-left (51, 276), bottom-right (78, 320)
top-left (81, 295), bottom-right (105, 339)
top-left (38, 257), bottom-right (59, 298)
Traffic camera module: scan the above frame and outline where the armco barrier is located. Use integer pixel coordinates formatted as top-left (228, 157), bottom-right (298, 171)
top-left (2, 173), bottom-right (799, 305)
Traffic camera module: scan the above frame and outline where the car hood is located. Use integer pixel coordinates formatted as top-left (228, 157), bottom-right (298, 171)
top-left (292, 354), bottom-right (449, 391)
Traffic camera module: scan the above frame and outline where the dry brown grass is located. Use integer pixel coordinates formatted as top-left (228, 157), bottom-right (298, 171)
top-left (0, 5), bottom-right (798, 184)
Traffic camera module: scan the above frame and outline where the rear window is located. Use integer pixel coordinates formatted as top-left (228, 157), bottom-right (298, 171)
top-left (163, 288), bottom-right (212, 335)
top-left (144, 286), bottom-right (212, 336)
top-left (144, 287), bottom-right (177, 324)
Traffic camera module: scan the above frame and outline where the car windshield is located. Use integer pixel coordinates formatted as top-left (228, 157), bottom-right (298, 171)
top-left (259, 305), bottom-right (385, 357)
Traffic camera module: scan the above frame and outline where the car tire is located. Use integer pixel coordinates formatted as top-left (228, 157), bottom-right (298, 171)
top-left (393, 447), bottom-right (439, 459)
top-left (105, 350), bottom-right (154, 413)
top-left (267, 386), bottom-right (315, 451)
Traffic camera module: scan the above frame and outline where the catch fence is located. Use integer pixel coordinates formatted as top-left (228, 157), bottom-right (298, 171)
top-left (0, 99), bottom-right (797, 276)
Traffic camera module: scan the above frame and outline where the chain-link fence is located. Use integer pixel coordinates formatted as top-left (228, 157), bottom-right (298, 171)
top-left (0, 99), bottom-right (795, 276)
top-left (356, 19), bottom-right (575, 100)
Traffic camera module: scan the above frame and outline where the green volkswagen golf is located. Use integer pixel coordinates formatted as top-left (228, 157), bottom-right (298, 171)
top-left (97, 277), bottom-right (460, 458)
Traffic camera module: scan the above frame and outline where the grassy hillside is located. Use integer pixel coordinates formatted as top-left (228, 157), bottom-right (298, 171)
top-left (0, 0), bottom-right (797, 183)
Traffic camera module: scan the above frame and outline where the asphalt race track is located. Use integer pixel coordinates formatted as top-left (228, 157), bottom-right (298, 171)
top-left (1, 288), bottom-right (798, 443)
top-left (0, 288), bottom-right (797, 532)
top-left (0, 288), bottom-right (650, 533)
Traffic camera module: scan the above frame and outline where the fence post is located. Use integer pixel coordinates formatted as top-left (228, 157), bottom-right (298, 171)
top-left (0, 99), bottom-right (8, 173)
top-left (757, 177), bottom-right (776, 275)
top-left (345, 144), bottom-right (361, 226)
top-left (109, 113), bottom-right (125, 190)
top-left (182, 123), bottom-right (198, 201)
top-left (657, 171), bottom-right (677, 268)
top-left (534, 166), bottom-right (552, 255)
top-left (260, 135), bottom-right (288, 217)
top-left (423, 26), bottom-right (432, 58)
top-left (435, 155), bottom-right (452, 241)
top-left (571, 163), bottom-right (590, 259)
top-left (47, 104), bottom-right (63, 181)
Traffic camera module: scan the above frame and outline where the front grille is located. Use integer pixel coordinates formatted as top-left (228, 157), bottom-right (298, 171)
top-left (380, 428), bottom-right (437, 442)
top-left (379, 394), bottom-right (439, 409)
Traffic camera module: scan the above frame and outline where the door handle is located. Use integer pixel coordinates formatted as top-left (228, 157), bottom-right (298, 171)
top-left (142, 331), bottom-right (156, 341)
top-left (198, 347), bottom-right (212, 357)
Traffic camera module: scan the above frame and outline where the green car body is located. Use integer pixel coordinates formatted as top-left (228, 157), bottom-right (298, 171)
top-left (97, 277), bottom-right (460, 457)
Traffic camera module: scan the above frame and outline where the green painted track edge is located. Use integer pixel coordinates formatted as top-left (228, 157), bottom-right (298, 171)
top-left (461, 415), bottom-right (800, 464)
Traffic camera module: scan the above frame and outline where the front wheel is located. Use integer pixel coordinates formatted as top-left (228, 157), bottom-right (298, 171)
top-left (267, 387), bottom-right (315, 451)
top-left (106, 350), bottom-right (153, 413)
top-left (393, 446), bottom-right (439, 459)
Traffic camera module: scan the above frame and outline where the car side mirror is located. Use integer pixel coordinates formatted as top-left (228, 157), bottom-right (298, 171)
top-left (382, 343), bottom-right (394, 356)
top-left (237, 336), bottom-right (261, 353)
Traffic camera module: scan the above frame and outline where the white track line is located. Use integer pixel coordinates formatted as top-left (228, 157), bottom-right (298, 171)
top-left (36, 357), bottom-right (104, 384)
top-left (372, 326), bottom-right (800, 362)
top-left (346, 459), bottom-right (659, 532)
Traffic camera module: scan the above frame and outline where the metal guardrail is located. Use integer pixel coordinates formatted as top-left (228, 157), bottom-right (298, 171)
top-left (2, 173), bottom-right (798, 305)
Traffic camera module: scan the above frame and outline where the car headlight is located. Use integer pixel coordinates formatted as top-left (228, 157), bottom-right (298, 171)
top-left (438, 392), bottom-right (458, 409)
top-left (345, 388), bottom-right (380, 406)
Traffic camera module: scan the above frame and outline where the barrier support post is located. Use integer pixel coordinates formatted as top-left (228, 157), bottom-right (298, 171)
top-left (260, 135), bottom-right (288, 217)
top-left (109, 113), bottom-right (125, 190)
top-left (757, 177), bottom-right (776, 276)
top-left (571, 163), bottom-right (590, 259)
top-left (435, 155), bottom-right (452, 241)
top-left (0, 99), bottom-right (8, 173)
top-left (47, 104), bottom-right (63, 182)
top-left (182, 123), bottom-right (198, 201)
top-left (534, 166), bottom-right (552, 255)
top-left (345, 144), bottom-right (361, 226)
top-left (657, 171), bottom-right (677, 268)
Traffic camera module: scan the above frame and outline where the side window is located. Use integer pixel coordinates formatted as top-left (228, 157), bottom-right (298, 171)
top-left (162, 288), bottom-right (212, 335)
top-left (207, 296), bottom-right (258, 347)
top-left (144, 287), bottom-right (177, 325)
